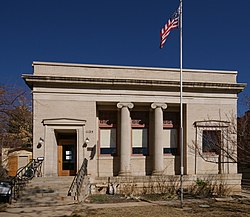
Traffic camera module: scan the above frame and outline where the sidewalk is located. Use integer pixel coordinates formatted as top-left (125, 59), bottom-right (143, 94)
top-left (2, 204), bottom-right (75, 217)
top-left (1, 200), bottom-right (155, 217)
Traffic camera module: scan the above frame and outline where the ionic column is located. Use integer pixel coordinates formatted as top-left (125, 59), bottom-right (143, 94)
top-left (117, 102), bottom-right (134, 176)
top-left (151, 103), bottom-right (167, 175)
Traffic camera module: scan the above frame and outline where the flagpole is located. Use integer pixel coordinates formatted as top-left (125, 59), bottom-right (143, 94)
top-left (179, 0), bottom-right (184, 208)
top-left (159, 0), bottom-right (184, 207)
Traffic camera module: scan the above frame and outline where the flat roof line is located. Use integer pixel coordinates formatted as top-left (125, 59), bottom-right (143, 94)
top-left (32, 61), bottom-right (238, 75)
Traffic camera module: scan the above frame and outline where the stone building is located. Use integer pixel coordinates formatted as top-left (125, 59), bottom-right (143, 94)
top-left (22, 61), bottom-right (245, 191)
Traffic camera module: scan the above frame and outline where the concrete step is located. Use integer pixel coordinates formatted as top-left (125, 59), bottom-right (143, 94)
top-left (242, 179), bottom-right (250, 185)
top-left (12, 198), bottom-right (75, 207)
top-left (241, 189), bottom-right (250, 199)
top-left (31, 176), bottom-right (74, 185)
top-left (242, 179), bottom-right (250, 190)
top-left (11, 176), bottom-right (76, 207)
top-left (27, 177), bottom-right (73, 188)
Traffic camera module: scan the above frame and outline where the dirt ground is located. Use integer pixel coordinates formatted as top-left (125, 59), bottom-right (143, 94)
top-left (71, 195), bottom-right (250, 217)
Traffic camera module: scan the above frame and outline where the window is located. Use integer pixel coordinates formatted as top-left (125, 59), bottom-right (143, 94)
top-left (163, 129), bottom-right (178, 155)
top-left (163, 112), bottom-right (179, 155)
top-left (100, 128), bottom-right (116, 154)
top-left (63, 144), bottom-right (75, 170)
top-left (131, 111), bottom-right (148, 155)
top-left (132, 128), bottom-right (148, 155)
top-left (99, 111), bottom-right (117, 155)
top-left (202, 130), bottom-right (221, 154)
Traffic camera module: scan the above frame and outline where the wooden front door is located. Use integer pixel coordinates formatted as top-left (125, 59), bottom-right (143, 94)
top-left (58, 139), bottom-right (77, 176)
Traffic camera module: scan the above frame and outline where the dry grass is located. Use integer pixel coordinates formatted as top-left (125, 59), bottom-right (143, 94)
top-left (72, 201), bottom-right (250, 217)
top-left (71, 195), bottom-right (250, 217)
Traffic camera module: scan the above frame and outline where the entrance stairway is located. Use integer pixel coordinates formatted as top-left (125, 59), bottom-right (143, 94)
top-left (11, 176), bottom-right (75, 208)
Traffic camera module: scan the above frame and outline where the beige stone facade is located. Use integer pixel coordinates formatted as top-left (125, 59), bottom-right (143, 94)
top-left (22, 61), bottom-right (245, 190)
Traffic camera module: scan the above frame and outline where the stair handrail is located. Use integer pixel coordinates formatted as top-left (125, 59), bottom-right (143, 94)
top-left (68, 158), bottom-right (88, 202)
top-left (10, 157), bottom-right (44, 202)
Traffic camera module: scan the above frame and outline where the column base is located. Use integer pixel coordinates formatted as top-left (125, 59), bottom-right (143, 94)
top-left (152, 170), bottom-right (163, 176)
top-left (118, 171), bottom-right (131, 176)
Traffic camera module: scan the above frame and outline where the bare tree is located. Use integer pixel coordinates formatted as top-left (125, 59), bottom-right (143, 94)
top-left (189, 109), bottom-right (250, 173)
top-left (239, 94), bottom-right (250, 114)
top-left (237, 110), bottom-right (250, 168)
top-left (193, 119), bottom-right (236, 163)
top-left (191, 105), bottom-right (250, 173)
top-left (0, 85), bottom-right (32, 149)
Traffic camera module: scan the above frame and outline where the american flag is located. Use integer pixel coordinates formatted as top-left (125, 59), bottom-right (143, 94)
top-left (160, 6), bottom-right (180, 49)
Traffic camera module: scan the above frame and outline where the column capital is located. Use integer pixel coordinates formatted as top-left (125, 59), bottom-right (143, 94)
top-left (151, 103), bottom-right (167, 110)
top-left (117, 102), bottom-right (134, 109)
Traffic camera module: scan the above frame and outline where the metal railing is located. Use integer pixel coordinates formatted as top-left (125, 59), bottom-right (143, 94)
top-left (10, 157), bottom-right (44, 202)
top-left (68, 158), bottom-right (89, 202)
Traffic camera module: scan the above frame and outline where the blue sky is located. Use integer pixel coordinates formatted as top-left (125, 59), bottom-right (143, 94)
top-left (0, 0), bottom-right (249, 115)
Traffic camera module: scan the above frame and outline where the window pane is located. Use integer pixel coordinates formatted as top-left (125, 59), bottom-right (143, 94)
top-left (202, 130), bottom-right (221, 153)
top-left (100, 148), bottom-right (116, 155)
top-left (133, 147), bottom-right (148, 155)
top-left (62, 144), bottom-right (75, 170)
top-left (132, 129), bottom-right (147, 148)
top-left (100, 129), bottom-right (116, 148)
top-left (163, 129), bottom-right (177, 148)
top-left (100, 129), bottom-right (116, 155)
top-left (163, 148), bottom-right (177, 155)
top-left (132, 129), bottom-right (148, 155)
top-left (163, 129), bottom-right (178, 155)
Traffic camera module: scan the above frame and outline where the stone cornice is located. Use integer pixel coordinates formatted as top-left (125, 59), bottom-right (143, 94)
top-left (42, 118), bottom-right (86, 126)
top-left (193, 120), bottom-right (230, 128)
top-left (22, 74), bottom-right (246, 94)
top-left (32, 61), bottom-right (238, 75)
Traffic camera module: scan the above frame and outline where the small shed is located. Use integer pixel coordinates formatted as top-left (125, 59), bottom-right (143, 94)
top-left (2, 148), bottom-right (32, 177)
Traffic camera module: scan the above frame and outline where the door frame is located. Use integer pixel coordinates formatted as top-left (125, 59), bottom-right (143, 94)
top-left (41, 118), bottom-right (86, 177)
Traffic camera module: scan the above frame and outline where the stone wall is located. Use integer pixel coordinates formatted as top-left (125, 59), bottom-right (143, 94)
top-left (91, 174), bottom-right (242, 196)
